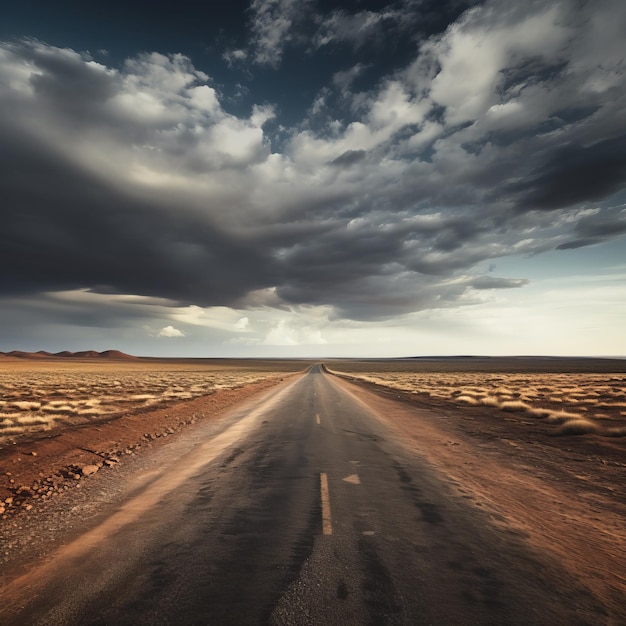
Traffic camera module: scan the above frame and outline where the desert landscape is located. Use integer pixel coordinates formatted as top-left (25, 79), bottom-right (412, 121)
top-left (0, 353), bottom-right (307, 522)
top-left (0, 353), bottom-right (625, 623)
top-left (2, 354), bottom-right (624, 523)
top-left (323, 357), bottom-right (626, 621)
top-left (327, 357), bottom-right (626, 438)
top-left (0, 351), bottom-right (307, 445)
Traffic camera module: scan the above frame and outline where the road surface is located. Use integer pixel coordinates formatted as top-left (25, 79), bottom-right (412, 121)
top-left (0, 365), bottom-right (603, 624)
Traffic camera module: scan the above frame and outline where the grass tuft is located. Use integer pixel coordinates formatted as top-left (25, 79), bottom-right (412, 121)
top-left (555, 419), bottom-right (600, 436)
top-left (11, 401), bottom-right (42, 411)
top-left (606, 426), bottom-right (626, 437)
top-left (546, 410), bottom-right (581, 424)
top-left (456, 395), bottom-right (479, 405)
top-left (500, 400), bottom-right (531, 412)
top-left (479, 395), bottom-right (500, 407)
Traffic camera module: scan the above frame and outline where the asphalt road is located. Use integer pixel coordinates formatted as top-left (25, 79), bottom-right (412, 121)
top-left (1, 366), bottom-right (595, 624)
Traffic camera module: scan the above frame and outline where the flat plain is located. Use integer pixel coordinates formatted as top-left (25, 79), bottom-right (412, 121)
top-left (0, 356), bottom-right (307, 445)
top-left (0, 355), bottom-right (624, 623)
top-left (327, 357), bottom-right (626, 438)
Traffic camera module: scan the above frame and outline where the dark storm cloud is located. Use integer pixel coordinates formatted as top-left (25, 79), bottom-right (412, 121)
top-left (512, 135), bottom-right (626, 212)
top-left (276, 270), bottom-right (457, 321)
top-left (573, 212), bottom-right (626, 239)
top-left (1, 0), bottom-right (626, 329)
top-left (469, 276), bottom-right (529, 290)
top-left (556, 239), bottom-right (596, 251)
top-left (430, 218), bottom-right (489, 253)
top-left (328, 149), bottom-right (366, 167)
top-left (0, 291), bottom-right (172, 330)
top-left (0, 121), bottom-right (275, 305)
top-left (556, 210), bottom-right (626, 249)
top-left (263, 214), bottom-right (530, 319)
top-left (277, 267), bottom-right (529, 321)
top-left (24, 42), bottom-right (119, 105)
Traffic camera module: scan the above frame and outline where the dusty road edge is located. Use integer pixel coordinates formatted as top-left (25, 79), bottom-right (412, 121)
top-left (0, 373), bottom-right (303, 524)
top-left (324, 368), bottom-right (626, 622)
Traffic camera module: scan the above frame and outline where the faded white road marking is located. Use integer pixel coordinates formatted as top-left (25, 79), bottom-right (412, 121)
top-left (362, 531), bottom-right (375, 536)
top-left (320, 472), bottom-right (332, 535)
top-left (342, 474), bottom-right (361, 485)
top-left (316, 414), bottom-right (320, 425)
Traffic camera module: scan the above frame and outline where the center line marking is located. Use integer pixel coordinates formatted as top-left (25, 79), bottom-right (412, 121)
top-left (320, 472), bottom-right (332, 535)
top-left (316, 414), bottom-right (320, 425)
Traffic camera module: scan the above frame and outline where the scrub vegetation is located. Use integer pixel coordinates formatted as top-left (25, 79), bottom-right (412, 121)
top-left (328, 359), bottom-right (626, 437)
top-left (0, 358), bottom-right (306, 445)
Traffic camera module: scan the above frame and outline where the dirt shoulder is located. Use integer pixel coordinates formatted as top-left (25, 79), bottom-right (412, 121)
top-left (329, 373), bottom-right (626, 622)
top-left (0, 375), bottom-right (298, 521)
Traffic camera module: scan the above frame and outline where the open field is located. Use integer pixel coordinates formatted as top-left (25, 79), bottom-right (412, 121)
top-left (0, 357), bottom-right (308, 446)
top-left (0, 358), bottom-right (624, 622)
top-left (3, 355), bottom-right (624, 445)
top-left (327, 357), bottom-right (626, 438)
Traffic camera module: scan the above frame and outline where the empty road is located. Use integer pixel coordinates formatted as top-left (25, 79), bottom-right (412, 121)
top-left (0, 366), bottom-right (603, 624)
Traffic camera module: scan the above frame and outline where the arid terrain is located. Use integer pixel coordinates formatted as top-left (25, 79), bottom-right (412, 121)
top-left (0, 355), bottom-right (308, 520)
top-left (325, 358), bottom-right (626, 621)
top-left (327, 357), bottom-right (626, 437)
top-left (0, 354), bottom-right (307, 444)
top-left (0, 355), bottom-right (624, 623)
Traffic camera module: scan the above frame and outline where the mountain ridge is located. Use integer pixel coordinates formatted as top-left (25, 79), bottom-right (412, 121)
top-left (0, 349), bottom-right (137, 360)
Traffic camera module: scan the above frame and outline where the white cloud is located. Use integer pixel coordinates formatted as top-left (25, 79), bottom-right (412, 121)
top-left (248, 0), bottom-right (312, 66)
top-left (263, 318), bottom-right (327, 346)
top-left (314, 5), bottom-right (416, 51)
top-left (332, 63), bottom-right (368, 90)
top-left (235, 316), bottom-right (249, 330)
top-left (286, 81), bottom-right (429, 168)
top-left (157, 325), bottom-right (186, 338)
top-left (222, 48), bottom-right (248, 67)
top-left (422, 3), bottom-right (570, 125)
top-left (171, 306), bottom-right (253, 332)
top-left (241, 0), bottom-right (418, 68)
top-left (0, 40), bottom-right (282, 199)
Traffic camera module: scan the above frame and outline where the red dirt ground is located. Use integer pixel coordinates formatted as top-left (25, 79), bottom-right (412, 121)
top-left (331, 373), bottom-right (626, 621)
top-left (0, 376), bottom-right (296, 515)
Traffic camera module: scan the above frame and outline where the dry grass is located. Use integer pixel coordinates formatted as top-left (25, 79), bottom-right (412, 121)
top-left (479, 395), bottom-right (500, 407)
top-left (455, 395), bottom-right (479, 405)
top-left (500, 400), bottom-right (531, 412)
top-left (328, 361), bottom-right (626, 437)
top-left (555, 419), bottom-right (600, 436)
top-left (545, 410), bottom-right (581, 424)
top-left (0, 358), bottom-right (306, 444)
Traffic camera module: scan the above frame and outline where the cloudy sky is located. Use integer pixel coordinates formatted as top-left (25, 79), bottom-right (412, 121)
top-left (1, 0), bottom-right (625, 357)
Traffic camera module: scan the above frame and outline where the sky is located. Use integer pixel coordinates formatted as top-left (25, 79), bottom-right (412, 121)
top-left (1, 0), bottom-right (625, 358)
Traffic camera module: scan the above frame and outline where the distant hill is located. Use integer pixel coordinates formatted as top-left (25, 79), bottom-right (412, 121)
top-left (3, 350), bottom-right (50, 359)
top-left (99, 350), bottom-right (137, 360)
top-left (0, 350), bottom-right (137, 360)
top-left (68, 350), bottom-right (102, 359)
